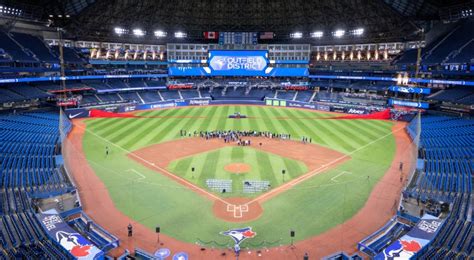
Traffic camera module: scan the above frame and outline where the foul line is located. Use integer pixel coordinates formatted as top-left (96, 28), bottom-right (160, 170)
top-left (331, 171), bottom-right (352, 183)
top-left (243, 125), bottom-right (406, 206)
top-left (127, 169), bottom-right (146, 180)
top-left (73, 123), bottom-right (231, 207)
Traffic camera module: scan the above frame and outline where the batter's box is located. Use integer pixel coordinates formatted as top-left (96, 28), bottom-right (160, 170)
top-left (239, 205), bottom-right (249, 212)
top-left (227, 204), bottom-right (236, 212)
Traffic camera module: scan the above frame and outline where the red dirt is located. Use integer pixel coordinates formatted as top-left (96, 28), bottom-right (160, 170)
top-left (67, 108), bottom-right (413, 259)
top-left (224, 163), bottom-right (251, 174)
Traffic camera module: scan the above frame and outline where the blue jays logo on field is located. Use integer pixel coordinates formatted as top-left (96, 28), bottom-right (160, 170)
top-left (378, 239), bottom-right (422, 259)
top-left (220, 227), bottom-right (256, 244)
top-left (56, 231), bottom-right (94, 258)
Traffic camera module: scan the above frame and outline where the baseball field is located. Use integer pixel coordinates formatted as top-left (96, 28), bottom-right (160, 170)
top-left (78, 105), bottom-right (397, 248)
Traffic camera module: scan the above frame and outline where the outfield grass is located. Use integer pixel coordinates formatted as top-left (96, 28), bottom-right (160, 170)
top-left (168, 146), bottom-right (308, 197)
top-left (81, 105), bottom-right (396, 247)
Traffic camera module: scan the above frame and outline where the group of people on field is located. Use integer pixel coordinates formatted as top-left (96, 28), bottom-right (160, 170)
top-left (180, 129), bottom-right (315, 145)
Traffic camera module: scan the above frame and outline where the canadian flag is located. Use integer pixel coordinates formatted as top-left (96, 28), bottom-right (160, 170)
top-left (203, 31), bottom-right (218, 39)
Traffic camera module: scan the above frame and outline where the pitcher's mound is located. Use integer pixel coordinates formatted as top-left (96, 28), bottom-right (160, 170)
top-left (224, 163), bottom-right (251, 174)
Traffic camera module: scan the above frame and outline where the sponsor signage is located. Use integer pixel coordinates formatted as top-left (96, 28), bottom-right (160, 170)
top-left (316, 104), bottom-right (331, 111)
top-left (37, 213), bottom-right (103, 259)
top-left (188, 99), bottom-right (210, 106)
top-left (345, 108), bottom-right (367, 114)
top-left (389, 86), bottom-right (431, 95)
top-left (389, 99), bottom-right (429, 109)
top-left (287, 101), bottom-right (316, 109)
top-left (375, 214), bottom-right (443, 259)
top-left (65, 99), bottom-right (212, 118)
top-left (284, 86), bottom-right (309, 91)
top-left (331, 105), bottom-right (346, 113)
top-left (168, 66), bottom-right (308, 77)
top-left (0, 74), bottom-right (167, 84)
top-left (65, 109), bottom-right (91, 119)
top-left (167, 84), bottom-right (194, 89)
top-left (309, 75), bottom-right (474, 86)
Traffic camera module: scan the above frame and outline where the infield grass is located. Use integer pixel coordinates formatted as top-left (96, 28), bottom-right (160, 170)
top-left (168, 146), bottom-right (308, 197)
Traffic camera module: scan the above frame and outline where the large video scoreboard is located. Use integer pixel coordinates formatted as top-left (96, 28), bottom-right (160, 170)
top-left (169, 50), bottom-right (308, 77)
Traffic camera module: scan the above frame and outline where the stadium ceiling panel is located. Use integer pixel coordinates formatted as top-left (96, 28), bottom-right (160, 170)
top-left (4, 0), bottom-right (469, 43)
top-left (57, 0), bottom-right (419, 43)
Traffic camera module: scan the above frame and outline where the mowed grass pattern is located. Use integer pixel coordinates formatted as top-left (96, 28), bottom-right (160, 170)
top-left (168, 146), bottom-right (308, 197)
top-left (81, 105), bottom-right (396, 247)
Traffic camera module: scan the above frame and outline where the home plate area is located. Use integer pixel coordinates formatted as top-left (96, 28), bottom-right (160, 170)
top-left (213, 198), bottom-right (263, 222)
top-left (227, 203), bottom-right (249, 218)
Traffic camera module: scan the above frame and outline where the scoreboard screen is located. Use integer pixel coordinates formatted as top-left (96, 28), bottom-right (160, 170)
top-left (168, 50), bottom-right (309, 77)
top-left (207, 50), bottom-right (269, 76)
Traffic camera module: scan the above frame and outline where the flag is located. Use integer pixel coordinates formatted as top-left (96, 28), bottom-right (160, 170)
top-left (259, 32), bottom-right (274, 39)
top-left (203, 31), bottom-right (218, 39)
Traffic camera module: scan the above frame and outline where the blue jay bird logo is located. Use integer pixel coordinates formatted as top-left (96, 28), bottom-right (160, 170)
top-left (221, 227), bottom-right (256, 245)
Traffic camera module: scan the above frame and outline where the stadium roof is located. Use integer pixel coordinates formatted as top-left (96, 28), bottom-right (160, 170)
top-left (3, 0), bottom-right (473, 43)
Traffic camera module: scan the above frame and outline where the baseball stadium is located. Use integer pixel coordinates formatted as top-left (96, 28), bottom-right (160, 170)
top-left (0, 1), bottom-right (473, 259)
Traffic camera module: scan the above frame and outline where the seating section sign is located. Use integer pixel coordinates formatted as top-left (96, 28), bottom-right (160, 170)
top-left (38, 213), bottom-right (103, 259)
top-left (375, 214), bottom-right (443, 259)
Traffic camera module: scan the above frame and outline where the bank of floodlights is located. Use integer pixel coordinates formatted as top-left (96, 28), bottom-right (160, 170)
top-left (114, 27), bottom-right (128, 36)
top-left (132, 29), bottom-right (145, 37)
top-left (290, 32), bottom-right (303, 39)
top-left (351, 28), bottom-right (364, 36)
top-left (310, 31), bottom-right (324, 38)
top-left (0, 5), bottom-right (23, 16)
top-left (174, 31), bottom-right (187, 38)
top-left (332, 29), bottom-right (345, 38)
top-left (154, 30), bottom-right (167, 38)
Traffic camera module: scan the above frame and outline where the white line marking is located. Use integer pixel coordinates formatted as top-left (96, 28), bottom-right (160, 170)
top-left (127, 169), bottom-right (146, 180)
top-left (330, 171), bottom-right (352, 183)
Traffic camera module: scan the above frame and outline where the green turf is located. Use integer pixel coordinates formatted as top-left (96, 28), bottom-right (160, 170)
top-left (167, 146), bottom-right (308, 198)
top-left (81, 105), bottom-right (396, 248)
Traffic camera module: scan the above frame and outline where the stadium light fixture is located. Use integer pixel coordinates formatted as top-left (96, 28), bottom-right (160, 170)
top-left (133, 29), bottom-right (145, 37)
top-left (174, 31), bottom-right (187, 38)
top-left (154, 30), bottom-right (167, 38)
top-left (461, 9), bottom-right (473, 17)
top-left (290, 32), bottom-right (303, 39)
top-left (352, 28), bottom-right (364, 36)
top-left (0, 5), bottom-right (23, 16)
top-left (310, 31), bottom-right (324, 38)
top-left (154, 30), bottom-right (168, 38)
top-left (114, 27), bottom-right (127, 36)
top-left (333, 30), bottom-right (345, 38)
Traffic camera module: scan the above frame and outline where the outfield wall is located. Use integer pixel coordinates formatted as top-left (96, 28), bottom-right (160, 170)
top-left (64, 98), bottom-right (387, 119)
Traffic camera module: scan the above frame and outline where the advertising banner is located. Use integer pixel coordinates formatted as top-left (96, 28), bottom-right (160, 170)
top-left (287, 101), bottom-right (316, 110)
top-left (345, 107), bottom-right (367, 114)
top-left (389, 99), bottom-right (429, 109)
top-left (0, 74), bottom-right (167, 84)
top-left (65, 99), bottom-right (212, 118)
top-left (37, 213), bottom-right (103, 259)
top-left (375, 214), bottom-right (443, 260)
top-left (64, 108), bottom-right (91, 119)
top-left (389, 86), bottom-right (431, 95)
top-left (168, 66), bottom-right (308, 77)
